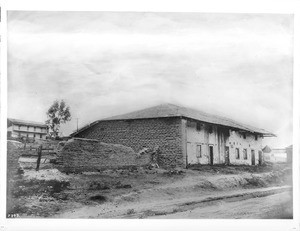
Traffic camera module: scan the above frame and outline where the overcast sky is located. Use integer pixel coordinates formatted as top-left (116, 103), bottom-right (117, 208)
top-left (7, 11), bottom-right (293, 148)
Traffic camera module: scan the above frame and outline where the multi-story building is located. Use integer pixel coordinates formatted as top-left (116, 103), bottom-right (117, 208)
top-left (7, 118), bottom-right (48, 140)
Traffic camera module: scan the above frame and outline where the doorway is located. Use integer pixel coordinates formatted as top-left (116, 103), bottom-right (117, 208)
top-left (251, 150), bottom-right (255, 165)
top-left (258, 151), bottom-right (263, 165)
top-left (209, 146), bottom-right (214, 165)
top-left (225, 146), bottom-right (230, 165)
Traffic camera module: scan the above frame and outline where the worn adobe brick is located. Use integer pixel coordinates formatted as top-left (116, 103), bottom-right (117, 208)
top-left (58, 138), bottom-right (153, 173)
top-left (75, 117), bottom-right (184, 168)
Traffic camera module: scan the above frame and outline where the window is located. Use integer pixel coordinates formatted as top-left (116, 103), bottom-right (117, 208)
top-left (208, 126), bottom-right (213, 134)
top-left (196, 145), bottom-right (202, 158)
top-left (235, 148), bottom-right (240, 159)
top-left (243, 133), bottom-right (246, 139)
top-left (255, 135), bottom-right (258, 141)
top-left (40, 134), bottom-right (42, 139)
top-left (196, 123), bottom-right (201, 131)
top-left (243, 149), bottom-right (247, 159)
top-left (34, 127), bottom-right (36, 131)
top-left (27, 126), bottom-right (29, 131)
top-left (34, 134), bottom-right (36, 138)
top-left (18, 125), bottom-right (21, 130)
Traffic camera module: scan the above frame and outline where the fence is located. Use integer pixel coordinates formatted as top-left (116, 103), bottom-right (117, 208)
top-left (20, 144), bottom-right (57, 171)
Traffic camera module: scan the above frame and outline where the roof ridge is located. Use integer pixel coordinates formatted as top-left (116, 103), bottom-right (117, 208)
top-left (8, 118), bottom-right (47, 127)
top-left (70, 103), bottom-right (275, 137)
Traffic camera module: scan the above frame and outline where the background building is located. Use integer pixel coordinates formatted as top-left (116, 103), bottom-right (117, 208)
top-left (285, 145), bottom-right (293, 164)
top-left (7, 118), bottom-right (48, 140)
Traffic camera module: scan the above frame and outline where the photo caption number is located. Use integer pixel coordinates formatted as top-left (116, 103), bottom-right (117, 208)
top-left (7, 213), bottom-right (20, 218)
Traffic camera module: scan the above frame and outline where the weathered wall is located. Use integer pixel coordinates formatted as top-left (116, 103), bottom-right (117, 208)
top-left (59, 138), bottom-right (153, 172)
top-left (226, 130), bottom-right (263, 165)
top-left (75, 117), bottom-right (184, 168)
top-left (185, 119), bottom-right (263, 166)
top-left (186, 120), bottom-right (228, 165)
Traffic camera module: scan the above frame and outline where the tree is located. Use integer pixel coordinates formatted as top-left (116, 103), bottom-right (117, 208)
top-left (46, 100), bottom-right (71, 139)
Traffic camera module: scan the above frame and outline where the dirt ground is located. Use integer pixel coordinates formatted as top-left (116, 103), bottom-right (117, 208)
top-left (7, 161), bottom-right (293, 219)
top-left (151, 190), bottom-right (293, 219)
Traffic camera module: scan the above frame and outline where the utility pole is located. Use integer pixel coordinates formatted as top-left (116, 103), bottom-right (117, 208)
top-left (76, 118), bottom-right (79, 132)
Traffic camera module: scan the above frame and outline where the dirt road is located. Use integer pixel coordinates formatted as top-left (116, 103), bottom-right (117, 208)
top-left (53, 186), bottom-right (292, 219)
top-left (152, 190), bottom-right (293, 219)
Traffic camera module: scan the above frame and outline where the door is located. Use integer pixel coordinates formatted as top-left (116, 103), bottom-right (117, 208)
top-left (258, 151), bottom-right (263, 165)
top-left (225, 146), bottom-right (230, 165)
top-left (251, 150), bottom-right (255, 165)
top-left (209, 146), bottom-right (214, 165)
top-left (187, 142), bottom-right (197, 165)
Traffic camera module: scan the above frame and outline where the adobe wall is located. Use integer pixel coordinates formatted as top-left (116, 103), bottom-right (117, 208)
top-left (186, 120), bottom-right (228, 165)
top-left (58, 138), bottom-right (153, 173)
top-left (185, 119), bottom-right (264, 166)
top-left (74, 117), bottom-right (184, 168)
top-left (226, 130), bottom-right (263, 165)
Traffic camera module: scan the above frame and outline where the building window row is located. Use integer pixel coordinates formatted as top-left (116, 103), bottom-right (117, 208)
top-left (15, 125), bottom-right (46, 132)
top-left (18, 132), bottom-right (43, 139)
top-left (235, 148), bottom-right (255, 160)
top-left (239, 132), bottom-right (260, 141)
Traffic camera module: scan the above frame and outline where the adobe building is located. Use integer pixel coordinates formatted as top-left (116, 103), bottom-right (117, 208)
top-left (71, 104), bottom-right (275, 168)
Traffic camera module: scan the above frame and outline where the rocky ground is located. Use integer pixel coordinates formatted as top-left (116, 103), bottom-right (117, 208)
top-left (7, 161), bottom-right (293, 219)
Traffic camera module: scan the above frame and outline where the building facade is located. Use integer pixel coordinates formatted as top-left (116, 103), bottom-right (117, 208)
top-left (7, 118), bottom-right (48, 140)
top-left (285, 145), bottom-right (293, 164)
top-left (264, 148), bottom-right (287, 163)
top-left (71, 104), bottom-right (275, 168)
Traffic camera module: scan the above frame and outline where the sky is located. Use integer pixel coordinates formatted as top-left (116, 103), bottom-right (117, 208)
top-left (7, 11), bottom-right (293, 148)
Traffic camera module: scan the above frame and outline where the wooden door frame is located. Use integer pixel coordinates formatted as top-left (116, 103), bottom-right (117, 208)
top-left (209, 145), bottom-right (214, 165)
top-left (258, 151), bottom-right (263, 165)
top-left (251, 150), bottom-right (255, 165)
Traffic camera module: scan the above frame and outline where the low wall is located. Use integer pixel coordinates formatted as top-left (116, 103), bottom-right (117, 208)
top-left (7, 141), bottom-right (23, 179)
top-left (58, 138), bottom-right (153, 173)
top-left (75, 118), bottom-right (184, 168)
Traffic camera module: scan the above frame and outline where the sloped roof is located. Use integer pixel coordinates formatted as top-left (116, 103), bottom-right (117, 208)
top-left (8, 118), bottom-right (47, 128)
top-left (262, 145), bottom-right (272, 153)
top-left (71, 104), bottom-right (276, 137)
top-left (285, 144), bottom-right (293, 149)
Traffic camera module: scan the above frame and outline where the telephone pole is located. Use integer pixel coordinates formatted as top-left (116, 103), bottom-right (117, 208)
top-left (76, 118), bottom-right (79, 132)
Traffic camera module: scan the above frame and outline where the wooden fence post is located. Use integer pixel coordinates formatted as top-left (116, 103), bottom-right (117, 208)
top-left (36, 145), bottom-right (42, 171)
top-left (23, 138), bottom-right (26, 150)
